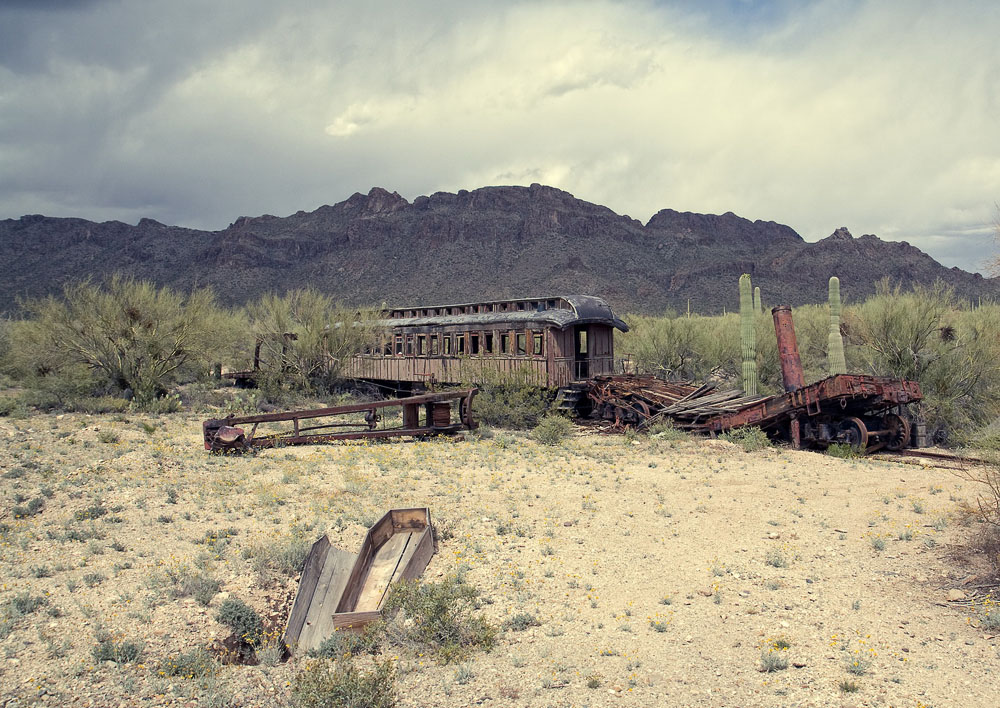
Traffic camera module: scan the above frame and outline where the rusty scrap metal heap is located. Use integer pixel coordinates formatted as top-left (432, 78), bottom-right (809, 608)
top-left (589, 306), bottom-right (923, 454)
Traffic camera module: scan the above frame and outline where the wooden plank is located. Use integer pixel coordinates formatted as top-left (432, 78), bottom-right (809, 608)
top-left (295, 547), bottom-right (356, 652)
top-left (284, 536), bottom-right (331, 645)
top-left (355, 532), bottom-right (413, 612)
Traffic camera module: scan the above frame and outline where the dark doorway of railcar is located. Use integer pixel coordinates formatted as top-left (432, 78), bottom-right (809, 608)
top-left (574, 327), bottom-right (589, 379)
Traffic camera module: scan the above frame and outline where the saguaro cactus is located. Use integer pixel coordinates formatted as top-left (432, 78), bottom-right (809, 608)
top-left (753, 286), bottom-right (762, 313)
top-left (827, 276), bottom-right (847, 375)
top-left (739, 274), bottom-right (758, 395)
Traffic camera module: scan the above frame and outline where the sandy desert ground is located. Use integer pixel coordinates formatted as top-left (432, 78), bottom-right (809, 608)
top-left (1, 408), bottom-right (998, 707)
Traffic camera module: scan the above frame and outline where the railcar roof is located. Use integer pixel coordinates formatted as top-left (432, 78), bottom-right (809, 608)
top-left (377, 294), bottom-right (628, 332)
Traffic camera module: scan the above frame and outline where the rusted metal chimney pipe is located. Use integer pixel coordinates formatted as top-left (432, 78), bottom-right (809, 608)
top-left (772, 306), bottom-right (805, 393)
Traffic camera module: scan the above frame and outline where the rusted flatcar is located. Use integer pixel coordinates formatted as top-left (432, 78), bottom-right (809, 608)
top-left (347, 295), bottom-right (628, 390)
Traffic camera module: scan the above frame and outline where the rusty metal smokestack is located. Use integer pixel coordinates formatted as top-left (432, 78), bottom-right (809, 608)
top-left (772, 306), bottom-right (805, 392)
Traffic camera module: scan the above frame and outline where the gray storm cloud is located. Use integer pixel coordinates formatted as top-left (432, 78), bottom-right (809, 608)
top-left (0, 0), bottom-right (998, 272)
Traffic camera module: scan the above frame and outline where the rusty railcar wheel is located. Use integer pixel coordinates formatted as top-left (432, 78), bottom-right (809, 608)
top-left (881, 413), bottom-right (911, 451)
top-left (840, 417), bottom-right (869, 452)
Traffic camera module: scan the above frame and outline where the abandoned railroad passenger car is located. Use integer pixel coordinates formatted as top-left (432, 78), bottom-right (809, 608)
top-left (348, 295), bottom-right (628, 389)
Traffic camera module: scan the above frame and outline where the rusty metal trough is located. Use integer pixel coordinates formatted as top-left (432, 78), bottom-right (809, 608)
top-left (202, 389), bottom-right (477, 452)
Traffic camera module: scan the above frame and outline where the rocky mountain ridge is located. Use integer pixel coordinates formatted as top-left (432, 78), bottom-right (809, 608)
top-left (0, 184), bottom-right (994, 315)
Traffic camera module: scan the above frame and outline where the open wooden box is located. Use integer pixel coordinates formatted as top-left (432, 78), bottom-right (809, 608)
top-left (283, 507), bottom-right (434, 654)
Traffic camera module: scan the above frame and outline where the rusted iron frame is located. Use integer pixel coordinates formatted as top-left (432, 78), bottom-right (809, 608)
top-left (203, 389), bottom-right (477, 451)
top-left (695, 375), bottom-right (922, 443)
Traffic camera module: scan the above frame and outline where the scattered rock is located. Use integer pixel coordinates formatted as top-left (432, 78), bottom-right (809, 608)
top-left (947, 589), bottom-right (967, 602)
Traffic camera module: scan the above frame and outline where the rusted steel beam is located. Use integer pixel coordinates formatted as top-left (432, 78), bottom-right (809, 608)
top-left (203, 389), bottom-right (477, 452)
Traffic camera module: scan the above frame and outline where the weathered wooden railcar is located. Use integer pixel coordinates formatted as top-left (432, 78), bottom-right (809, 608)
top-left (347, 295), bottom-right (628, 389)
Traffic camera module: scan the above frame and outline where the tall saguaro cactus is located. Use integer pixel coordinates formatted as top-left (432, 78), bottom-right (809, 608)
top-left (739, 274), bottom-right (758, 395)
top-left (827, 276), bottom-right (848, 375)
top-left (753, 286), bottom-right (762, 313)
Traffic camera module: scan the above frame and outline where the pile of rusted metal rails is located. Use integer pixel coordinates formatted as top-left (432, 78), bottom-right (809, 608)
top-left (588, 306), bottom-right (923, 454)
top-left (202, 389), bottom-right (477, 453)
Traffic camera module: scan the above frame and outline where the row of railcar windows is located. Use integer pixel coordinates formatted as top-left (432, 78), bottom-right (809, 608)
top-left (388, 299), bottom-right (565, 319)
top-left (367, 330), bottom-right (546, 357)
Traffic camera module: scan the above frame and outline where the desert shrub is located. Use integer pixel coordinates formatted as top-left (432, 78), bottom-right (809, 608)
top-left (647, 418), bottom-right (689, 440)
top-left (92, 629), bottom-right (144, 663)
top-left (531, 414), bottom-right (573, 445)
top-left (759, 649), bottom-right (789, 672)
top-left (175, 571), bottom-right (222, 606)
top-left (244, 290), bottom-right (379, 396)
top-left (464, 365), bottom-right (551, 429)
top-left (309, 628), bottom-right (380, 658)
top-left (11, 276), bottom-right (225, 408)
top-left (12, 497), bottom-right (44, 518)
top-left (381, 575), bottom-right (497, 664)
top-left (159, 647), bottom-right (216, 678)
top-left (216, 598), bottom-right (264, 647)
top-left (721, 426), bottom-right (771, 452)
top-left (501, 612), bottom-right (541, 632)
top-left (291, 657), bottom-right (396, 708)
top-left (0, 590), bottom-right (48, 638)
top-left (0, 395), bottom-right (20, 417)
top-left (246, 532), bottom-right (312, 583)
top-left (826, 443), bottom-right (862, 459)
top-left (848, 282), bottom-right (1000, 440)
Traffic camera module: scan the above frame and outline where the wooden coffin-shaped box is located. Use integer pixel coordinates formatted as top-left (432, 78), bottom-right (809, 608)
top-left (283, 507), bottom-right (434, 654)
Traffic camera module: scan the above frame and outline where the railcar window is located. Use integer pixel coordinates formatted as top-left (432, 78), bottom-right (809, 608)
top-left (443, 336), bottom-right (451, 355)
top-left (533, 333), bottom-right (544, 356)
top-left (516, 333), bottom-right (526, 356)
top-left (431, 335), bottom-right (439, 355)
top-left (395, 336), bottom-right (403, 356)
top-left (417, 335), bottom-right (426, 356)
top-left (578, 331), bottom-right (587, 354)
top-left (484, 333), bottom-right (494, 354)
top-left (500, 332), bottom-right (510, 354)
top-left (405, 335), bottom-right (413, 355)
top-left (516, 302), bottom-right (525, 311)
top-left (470, 333), bottom-right (480, 355)
top-left (382, 339), bottom-right (391, 356)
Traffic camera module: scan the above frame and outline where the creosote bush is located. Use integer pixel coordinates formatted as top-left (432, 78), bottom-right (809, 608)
top-left (380, 575), bottom-right (497, 664)
top-left (465, 365), bottom-right (551, 429)
top-left (721, 426), bottom-right (771, 452)
top-left (291, 657), bottom-right (396, 708)
top-left (531, 414), bottom-right (574, 446)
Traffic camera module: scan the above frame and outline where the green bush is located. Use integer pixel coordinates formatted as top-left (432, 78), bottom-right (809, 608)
top-left (501, 612), bottom-right (541, 632)
top-left (531, 414), bottom-right (573, 445)
top-left (92, 630), bottom-right (144, 663)
top-left (720, 426), bottom-right (771, 452)
top-left (7, 276), bottom-right (230, 407)
top-left (291, 657), bottom-right (395, 708)
top-left (244, 290), bottom-right (379, 396)
top-left (216, 598), bottom-right (264, 647)
top-left (308, 628), bottom-right (380, 658)
top-left (159, 647), bottom-right (216, 678)
top-left (465, 365), bottom-right (551, 429)
top-left (381, 575), bottom-right (497, 664)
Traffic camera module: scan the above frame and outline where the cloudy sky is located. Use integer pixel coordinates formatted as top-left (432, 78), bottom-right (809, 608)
top-left (1, 0), bottom-right (998, 272)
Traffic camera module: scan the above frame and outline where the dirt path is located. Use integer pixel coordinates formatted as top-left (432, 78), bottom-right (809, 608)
top-left (0, 412), bottom-right (996, 707)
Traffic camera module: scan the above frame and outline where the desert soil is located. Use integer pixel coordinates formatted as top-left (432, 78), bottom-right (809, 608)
top-left (1, 409), bottom-right (998, 707)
